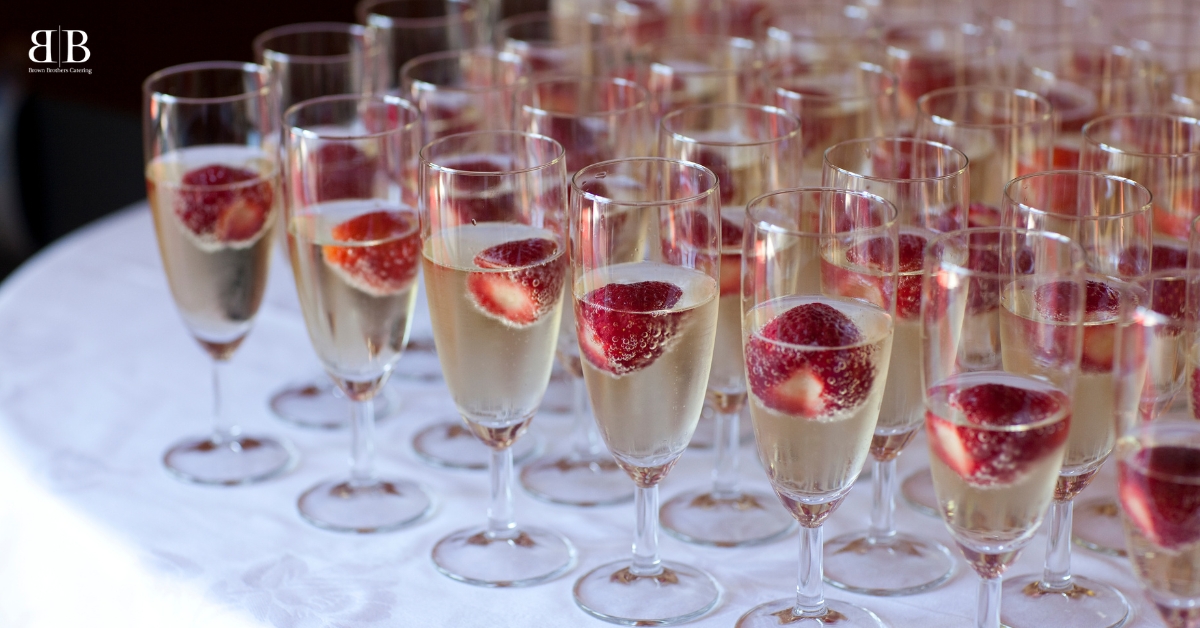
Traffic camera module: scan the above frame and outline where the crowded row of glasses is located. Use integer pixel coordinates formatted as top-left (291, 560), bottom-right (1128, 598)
top-left (136, 0), bottom-right (1200, 626)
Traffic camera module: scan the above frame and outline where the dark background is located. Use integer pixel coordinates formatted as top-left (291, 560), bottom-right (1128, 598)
top-left (1, 0), bottom-right (544, 272)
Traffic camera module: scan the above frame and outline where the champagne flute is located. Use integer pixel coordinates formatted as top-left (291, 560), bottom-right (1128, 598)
top-left (143, 61), bottom-right (298, 484)
top-left (878, 20), bottom-right (999, 127)
top-left (286, 94), bottom-right (433, 532)
top-left (513, 75), bottom-right (654, 507)
top-left (495, 11), bottom-right (618, 76)
top-left (570, 157), bottom-right (722, 624)
top-left (253, 22), bottom-right (394, 429)
top-left (922, 227), bottom-right (1087, 628)
top-left (422, 131), bottom-right (576, 586)
top-left (999, 170), bottom-right (1153, 628)
top-left (819, 136), bottom-right (970, 595)
top-left (637, 35), bottom-right (765, 119)
top-left (656, 103), bottom-right (802, 547)
top-left (356, 0), bottom-right (485, 91)
top-left (736, 187), bottom-right (898, 628)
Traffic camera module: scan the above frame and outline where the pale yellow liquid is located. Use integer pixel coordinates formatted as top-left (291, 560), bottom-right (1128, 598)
top-left (146, 145), bottom-right (277, 351)
top-left (926, 372), bottom-right (1069, 554)
top-left (745, 295), bottom-right (893, 507)
top-left (577, 262), bottom-right (719, 472)
top-left (288, 199), bottom-right (419, 386)
top-left (423, 223), bottom-right (565, 428)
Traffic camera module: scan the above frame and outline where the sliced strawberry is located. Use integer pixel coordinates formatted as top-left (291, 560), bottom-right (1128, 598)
top-left (547, 116), bottom-right (605, 174)
top-left (1154, 242), bottom-right (1190, 270)
top-left (745, 302), bottom-right (875, 418)
top-left (177, 164), bottom-right (272, 242)
top-left (692, 149), bottom-right (735, 205)
top-left (665, 210), bottom-right (743, 295)
top-left (782, 85), bottom-right (835, 151)
top-left (577, 280), bottom-right (685, 375)
top-left (312, 144), bottom-right (376, 202)
top-left (444, 157), bottom-right (517, 224)
top-left (1119, 444), bottom-right (1200, 550)
top-left (926, 381), bottom-right (1069, 486)
top-left (467, 238), bottom-right (564, 327)
top-left (843, 232), bottom-right (927, 319)
top-left (322, 210), bottom-right (421, 295)
top-left (1034, 279), bottom-right (1123, 371)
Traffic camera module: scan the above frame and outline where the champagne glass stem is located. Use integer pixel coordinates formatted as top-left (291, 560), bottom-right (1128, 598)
top-left (868, 457), bottom-right (898, 541)
top-left (978, 575), bottom-right (1002, 628)
top-left (488, 445), bottom-right (518, 540)
top-left (795, 525), bottom-right (827, 617)
top-left (211, 358), bottom-right (235, 442)
top-left (569, 376), bottom-right (603, 456)
top-left (711, 399), bottom-right (742, 498)
top-left (631, 484), bottom-right (664, 576)
top-left (1041, 499), bottom-right (1074, 590)
top-left (350, 397), bottom-right (376, 485)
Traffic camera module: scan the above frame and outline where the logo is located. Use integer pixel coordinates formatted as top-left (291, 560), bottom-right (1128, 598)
top-left (28, 28), bottom-right (92, 74)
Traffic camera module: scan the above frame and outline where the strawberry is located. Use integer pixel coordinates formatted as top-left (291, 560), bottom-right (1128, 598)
top-left (745, 302), bottom-right (875, 418)
top-left (664, 210), bottom-right (743, 295)
top-left (927, 381), bottom-right (1069, 486)
top-left (692, 149), bottom-right (735, 205)
top-left (467, 238), bottom-right (565, 327)
top-left (1119, 444), bottom-right (1200, 550)
top-left (1034, 279), bottom-right (1123, 371)
top-left (322, 210), bottom-right (421, 295)
top-left (782, 85), bottom-right (835, 151)
top-left (843, 232), bottom-right (927, 319)
top-left (577, 281), bottom-right (685, 375)
top-left (312, 144), bottom-right (376, 202)
top-left (444, 157), bottom-right (517, 224)
top-left (177, 164), bottom-right (272, 242)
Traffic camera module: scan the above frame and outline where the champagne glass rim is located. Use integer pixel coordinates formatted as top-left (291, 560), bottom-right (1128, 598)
top-left (253, 22), bottom-right (368, 64)
top-left (143, 61), bottom-right (270, 105)
top-left (420, 130), bottom-right (565, 175)
top-left (1003, 170), bottom-right (1153, 221)
top-left (401, 47), bottom-right (525, 93)
top-left (496, 10), bottom-right (614, 46)
top-left (926, 226), bottom-right (1085, 278)
top-left (1081, 112), bottom-right (1200, 157)
top-left (770, 60), bottom-right (898, 102)
top-left (571, 157), bottom-right (719, 207)
top-left (917, 86), bottom-right (1055, 129)
top-left (745, 186), bottom-right (898, 237)
top-left (823, 136), bottom-right (969, 184)
top-left (516, 75), bottom-right (651, 119)
top-left (284, 93), bottom-right (420, 140)
top-left (356, 0), bottom-right (478, 28)
top-left (659, 103), bottom-right (801, 148)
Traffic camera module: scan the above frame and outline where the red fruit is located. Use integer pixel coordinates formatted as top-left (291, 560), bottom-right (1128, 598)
top-left (844, 232), bottom-right (927, 319)
top-left (692, 149), bottom-right (735, 205)
top-left (323, 210), bottom-right (421, 295)
top-left (1153, 242), bottom-right (1190, 270)
top-left (1034, 279), bottom-right (1123, 371)
top-left (467, 238), bottom-right (565, 327)
top-left (927, 381), bottom-right (1069, 486)
top-left (312, 144), bottom-right (376, 202)
top-left (177, 164), bottom-right (272, 242)
top-left (745, 302), bottom-right (875, 418)
top-left (547, 117), bottom-right (606, 174)
top-left (1119, 444), bottom-right (1200, 550)
top-left (668, 210), bottom-right (743, 295)
top-left (577, 280), bottom-right (685, 375)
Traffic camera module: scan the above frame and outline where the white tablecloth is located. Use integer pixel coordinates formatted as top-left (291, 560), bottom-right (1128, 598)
top-left (0, 203), bottom-right (1166, 627)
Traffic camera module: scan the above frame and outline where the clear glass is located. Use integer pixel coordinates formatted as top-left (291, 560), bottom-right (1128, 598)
top-left (736, 188), bottom-right (898, 628)
top-left (878, 21), bottom-right (1000, 128)
top-left (513, 75), bottom-right (653, 507)
top-left (654, 103), bottom-right (801, 547)
top-left (356, 0), bottom-right (485, 91)
top-left (401, 47), bottom-right (527, 146)
top-left (570, 158), bottom-right (723, 624)
top-left (634, 35), bottom-right (765, 119)
top-left (253, 22), bottom-right (386, 430)
top-left (284, 94), bottom-right (432, 532)
top-left (495, 11), bottom-right (619, 76)
top-left (922, 227), bottom-right (1087, 628)
top-left (819, 136), bottom-right (971, 595)
top-left (142, 61), bottom-right (297, 484)
top-left (422, 131), bottom-right (575, 586)
top-left (998, 171), bottom-right (1152, 628)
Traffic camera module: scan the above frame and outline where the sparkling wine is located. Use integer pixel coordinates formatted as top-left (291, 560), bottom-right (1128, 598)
top-left (146, 145), bottom-right (278, 359)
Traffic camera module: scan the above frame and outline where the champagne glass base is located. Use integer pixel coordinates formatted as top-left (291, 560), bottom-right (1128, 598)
top-left (1072, 497), bottom-right (1128, 557)
top-left (269, 380), bottom-right (397, 430)
top-left (573, 559), bottom-right (720, 626)
top-left (519, 451), bottom-right (634, 507)
top-left (1000, 574), bottom-right (1131, 628)
top-left (432, 525), bottom-right (576, 587)
top-left (736, 597), bottom-right (890, 627)
top-left (659, 489), bottom-right (796, 547)
top-left (297, 477), bottom-right (432, 533)
top-left (163, 434), bottom-right (297, 486)
top-left (411, 419), bottom-right (540, 469)
top-left (822, 531), bottom-right (955, 596)
top-left (900, 467), bottom-right (940, 517)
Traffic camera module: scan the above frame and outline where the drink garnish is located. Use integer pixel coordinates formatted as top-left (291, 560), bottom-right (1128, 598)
top-left (467, 237), bottom-right (564, 327)
top-left (323, 210), bottom-right (421, 295)
top-left (577, 280), bottom-right (685, 375)
top-left (177, 164), bottom-right (272, 242)
top-left (1120, 444), bottom-right (1200, 550)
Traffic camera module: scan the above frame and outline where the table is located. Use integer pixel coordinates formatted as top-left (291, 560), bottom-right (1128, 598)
top-left (0, 203), bottom-right (1165, 627)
